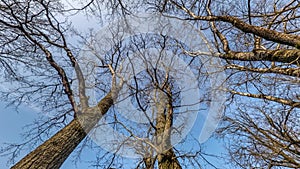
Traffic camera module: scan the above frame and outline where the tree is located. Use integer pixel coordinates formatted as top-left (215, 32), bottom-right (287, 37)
top-left (0, 1), bottom-right (213, 168)
top-left (0, 0), bottom-right (120, 168)
top-left (157, 0), bottom-right (300, 168)
top-left (0, 0), bottom-right (299, 168)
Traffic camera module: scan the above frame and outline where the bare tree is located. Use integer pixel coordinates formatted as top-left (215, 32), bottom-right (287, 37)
top-left (0, 1), bottom-right (212, 168)
top-left (1, 0), bottom-right (300, 168)
top-left (0, 0), bottom-right (121, 168)
top-left (153, 0), bottom-right (300, 168)
top-left (81, 31), bottom-right (214, 168)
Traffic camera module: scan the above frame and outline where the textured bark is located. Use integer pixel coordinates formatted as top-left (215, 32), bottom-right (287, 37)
top-left (229, 90), bottom-right (300, 108)
top-left (143, 157), bottom-right (155, 169)
top-left (11, 92), bottom-right (114, 169)
top-left (216, 16), bottom-right (300, 48)
top-left (177, 8), bottom-right (300, 47)
top-left (219, 49), bottom-right (300, 65)
top-left (11, 119), bottom-right (86, 169)
top-left (155, 88), bottom-right (182, 169)
top-left (157, 149), bottom-right (182, 169)
top-left (225, 64), bottom-right (300, 77)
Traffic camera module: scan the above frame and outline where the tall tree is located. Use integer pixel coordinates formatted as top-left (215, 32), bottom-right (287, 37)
top-left (0, 0), bottom-right (299, 168)
top-left (0, 0), bottom-right (121, 168)
top-left (156, 0), bottom-right (300, 168)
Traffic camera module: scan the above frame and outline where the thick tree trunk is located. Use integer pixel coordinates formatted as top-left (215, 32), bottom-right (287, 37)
top-left (11, 119), bottom-right (86, 169)
top-left (155, 87), bottom-right (182, 169)
top-left (157, 149), bottom-right (182, 169)
top-left (143, 157), bottom-right (155, 169)
top-left (11, 92), bottom-right (114, 169)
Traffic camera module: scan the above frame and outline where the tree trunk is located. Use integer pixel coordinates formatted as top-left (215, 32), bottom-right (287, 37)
top-left (157, 149), bottom-right (182, 169)
top-left (143, 157), bottom-right (155, 169)
top-left (155, 87), bottom-right (182, 169)
top-left (11, 92), bottom-right (114, 169)
top-left (11, 118), bottom-right (86, 169)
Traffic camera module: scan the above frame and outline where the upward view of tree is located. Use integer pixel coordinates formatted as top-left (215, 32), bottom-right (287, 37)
top-left (0, 0), bottom-right (299, 169)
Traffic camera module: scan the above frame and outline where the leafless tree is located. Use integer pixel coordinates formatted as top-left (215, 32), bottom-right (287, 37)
top-left (77, 30), bottom-right (216, 168)
top-left (1, 0), bottom-right (300, 169)
top-left (152, 0), bottom-right (300, 168)
top-left (0, 0), bottom-right (122, 168)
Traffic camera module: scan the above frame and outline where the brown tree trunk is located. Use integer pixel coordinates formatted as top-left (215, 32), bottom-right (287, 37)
top-left (11, 92), bottom-right (114, 169)
top-left (11, 118), bottom-right (86, 169)
top-left (143, 157), bottom-right (155, 169)
top-left (155, 87), bottom-right (182, 169)
top-left (157, 149), bottom-right (182, 169)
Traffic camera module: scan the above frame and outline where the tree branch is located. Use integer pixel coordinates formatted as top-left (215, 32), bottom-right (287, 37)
top-left (220, 49), bottom-right (300, 65)
top-left (225, 64), bottom-right (300, 77)
top-left (229, 90), bottom-right (300, 108)
top-left (170, 0), bottom-right (300, 48)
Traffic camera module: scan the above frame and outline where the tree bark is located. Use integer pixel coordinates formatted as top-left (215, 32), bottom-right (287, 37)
top-left (143, 157), bottom-right (155, 169)
top-left (172, 3), bottom-right (300, 48)
top-left (219, 49), bottom-right (300, 65)
top-left (11, 92), bottom-right (114, 169)
top-left (157, 149), bottom-right (182, 169)
top-left (155, 87), bottom-right (182, 169)
top-left (11, 118), bottom-right (86, 169)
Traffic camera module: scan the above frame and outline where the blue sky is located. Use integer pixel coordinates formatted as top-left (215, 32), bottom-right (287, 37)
top-left (0, 4), bottom-right (229, 168)
top-left (0, 102), bottom-right (36, 168)
top-left (0, 100), bottom-right (227, 169)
